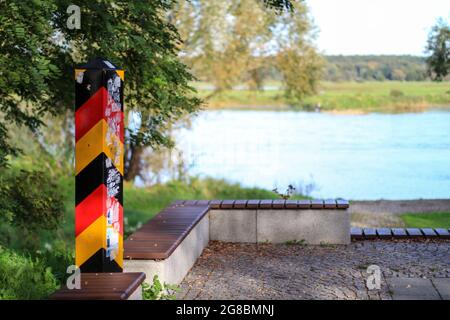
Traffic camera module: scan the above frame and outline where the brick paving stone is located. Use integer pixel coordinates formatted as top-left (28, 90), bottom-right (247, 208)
top-left (177, 240), bottom-right (450, 300)
top-left (432, 278), bottom-right (450, 300)
top-left (386, 277), bottom-right (441, 300)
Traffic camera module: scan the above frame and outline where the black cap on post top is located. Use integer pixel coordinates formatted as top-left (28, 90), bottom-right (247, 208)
top-left (77, 57), bottom-right (121, 70)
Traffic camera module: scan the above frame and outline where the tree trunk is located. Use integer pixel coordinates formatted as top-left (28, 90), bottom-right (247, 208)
top-left (124, 144), bottom-right (144, 181)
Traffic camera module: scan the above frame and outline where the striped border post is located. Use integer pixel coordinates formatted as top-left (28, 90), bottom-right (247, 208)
top-left (75, 58), bottom-right (124, 272)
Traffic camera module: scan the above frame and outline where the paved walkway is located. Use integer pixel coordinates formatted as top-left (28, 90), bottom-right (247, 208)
top-left (177, 240), bottom-right (450, 300)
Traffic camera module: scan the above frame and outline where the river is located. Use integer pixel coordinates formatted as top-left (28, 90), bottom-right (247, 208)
top-left (174, 109), bottom-right (450, 200)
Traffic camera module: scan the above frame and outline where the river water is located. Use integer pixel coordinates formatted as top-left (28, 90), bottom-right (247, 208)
top-left (174, 109), bottom-right (450, 200)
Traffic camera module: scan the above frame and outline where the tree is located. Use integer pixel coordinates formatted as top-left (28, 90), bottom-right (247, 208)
top-left (0, 0), bottom-right (201, 183)
top-left (425, 18), bottom-right (450, 81)
top-left (172, 0), bottom-right (323, 104)
top-left (0, 0), bottom-right (295, 182)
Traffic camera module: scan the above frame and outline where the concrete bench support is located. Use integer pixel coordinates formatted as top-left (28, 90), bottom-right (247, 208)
top-left (257, 209), bottom-right (350, 244)
top-left (210, 210), bottom-right (257, 242)
top-left (210, 209), bottom-right (350, 245)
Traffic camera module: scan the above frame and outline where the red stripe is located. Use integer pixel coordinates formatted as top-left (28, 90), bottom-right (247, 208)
top-left (75, 184), bottom-right (124, 237)
top-left (75, 184), bottom-right (106, 236)
top-left (118, 205), bottom-right (123, 236)
top-left (75, 87), bottom-right (124, 143)
top-left (75, 88), bottom-right (106, 142)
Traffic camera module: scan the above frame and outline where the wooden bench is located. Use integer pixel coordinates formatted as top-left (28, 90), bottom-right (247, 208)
top-left (124, 204), bottom-right (210, 285)
top-left (351, 227), bottom-right (450, 240)
top-left (49, 272), bottom-right (145, 300)
top-left (124, 205), bottom-right (210, 260)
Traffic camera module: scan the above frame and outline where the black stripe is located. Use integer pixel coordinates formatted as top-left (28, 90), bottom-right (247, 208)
top-left (79, 248), bottom-right (122, 273)
top-left (75, 69), bottom-right (124, 112)
top-left (75, 69), bottom-right (104, 111)
top-left (75, 152), bottom-right (123, 206)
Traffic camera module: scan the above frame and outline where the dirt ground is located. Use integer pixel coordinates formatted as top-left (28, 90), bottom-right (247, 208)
top-left (350, 199), bottom-right (450, 228)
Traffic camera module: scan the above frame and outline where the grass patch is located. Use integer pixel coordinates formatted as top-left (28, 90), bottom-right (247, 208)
top-left (0, 246), bottom-right (58, 299)
top-left (400, 212), bottom-right (450, 229)
top-left (197, 81), bottom-right (450, 113)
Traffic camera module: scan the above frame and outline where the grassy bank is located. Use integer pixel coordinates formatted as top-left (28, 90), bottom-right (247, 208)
top-left (197, 81), bottom-right (450, 113)
top-left (400, 212), bottom-right (450, 229)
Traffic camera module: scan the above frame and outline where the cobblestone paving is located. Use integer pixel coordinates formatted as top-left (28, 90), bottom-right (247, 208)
top-left (177, 240), bottom-right (450, 300)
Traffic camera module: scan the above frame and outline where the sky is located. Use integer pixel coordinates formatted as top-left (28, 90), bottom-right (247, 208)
top-left (304, 0), bottom-right (450, 56)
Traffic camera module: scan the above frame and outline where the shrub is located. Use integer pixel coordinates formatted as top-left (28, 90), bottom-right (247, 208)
top-left (390, 89), bottom-right (404, 98)
top-left (0, 168), bottom-right (65, 251)
top-left (142, 275), bottom-right (180, 300)
top-left (0, 246), bottom-right (58, 299)
top-left (36, 240), bottom-right (75, 284)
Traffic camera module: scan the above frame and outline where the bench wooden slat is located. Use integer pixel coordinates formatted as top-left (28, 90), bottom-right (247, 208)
top-left (435, 228), bottom-right (450, 238)
top-left (285, 200), bottom-right (298, 209)
top-left (336, 199), bottom-right (350, 209)
top-left (350, 227), bottom-right (363, 239)
top-left (311, 199), bottom-right (324, 209)
top-left (209, 200), bottom-right (222, 209)
top-left (421, 228), bottom-right (438, 237)
top-left (298, 200), bottom-right (311, 209)
top-left (49, 272), bottom-right (145, 300)
top-left (124, 205), bottom-right (209, 260)
top-left (259, 200), bottom-right (273, 209)
top-left (324, 199), bottom-right (337, 209)
top-left (406, 228), bottom-right (424, 238)
top-left (391, 228), bottom-right (408, 237)
top-left (272, 200), bottom-right (285, 209)
top-left (220, 200), bottom-right (234, 209)
top-left (233, 200), bottom-right (247, 209)
top-left (246, 200), bottom-right (260, 209)
top-left (363, 228), bottom-right (377, 239)
top-left (376, 228), bottom-right (392, 239)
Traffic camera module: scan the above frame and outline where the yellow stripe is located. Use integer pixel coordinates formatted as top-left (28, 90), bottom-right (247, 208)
top-left (75, 69), bottom-right (86, 80)
top-left (75, 119), bottom-right (124, 175)
top-left (115, 70), bottom-right (125, 81)
top-left (75, 215), bottom-right (106, 267)
top-left (114, 234), bottom-right (124, 268)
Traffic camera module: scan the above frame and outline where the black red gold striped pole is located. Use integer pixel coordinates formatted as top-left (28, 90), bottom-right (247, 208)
top-left (75, 58), bottom-right (124, 272)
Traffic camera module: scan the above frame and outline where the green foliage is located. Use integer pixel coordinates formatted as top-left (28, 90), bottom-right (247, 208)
top-left (36, 241), bottom-right (74, 285)
top-left (285, 239), bottom-right (306, 246)
top-left (324, 55), bottom-right (428, 82)
top-left (142, 275), bottom-right (180, 300)
top-left (0, 168), bottom-right (64, 230)
top-left (0, 0), bottom-right (60, 167)
top-left (426, 18), bottom-right (450, 81)
top-left (0, 246), bottom-right (58, 300)
top-left (0, 167), bottom-right (65, 251)
top-left (400, 212), bottom-right (450, 228)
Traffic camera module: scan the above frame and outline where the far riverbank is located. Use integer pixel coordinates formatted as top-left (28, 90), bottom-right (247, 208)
top-left (197, 81), bottom-right (450, 113)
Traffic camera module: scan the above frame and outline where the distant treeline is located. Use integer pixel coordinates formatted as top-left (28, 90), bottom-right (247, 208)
top-left (323, 55), bottom-right (428, 82)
